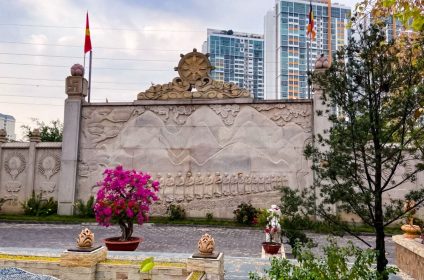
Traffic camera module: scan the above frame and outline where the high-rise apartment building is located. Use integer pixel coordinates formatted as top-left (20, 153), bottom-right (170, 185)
top-left (0, 113), bottom-right (16, 141)
top-left (203, 29), bottom-right (265, 99)
top-left (264, 0), bottom-right (351, 99)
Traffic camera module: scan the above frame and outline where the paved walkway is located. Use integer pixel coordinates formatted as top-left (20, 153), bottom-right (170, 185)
top-left (0, 223), bottom-right (408, 279)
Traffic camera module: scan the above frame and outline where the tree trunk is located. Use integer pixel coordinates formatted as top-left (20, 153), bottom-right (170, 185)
top-left (375, 194), bottom-right (388, 279)
top-left (119, 220), bottom-right (133, 241)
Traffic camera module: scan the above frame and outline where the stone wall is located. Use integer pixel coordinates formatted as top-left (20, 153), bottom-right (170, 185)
top-left (393, 235), bottom-right (424, 280)
top-left (0, 248), bottom-right (223, 280)
top-left (77, 100), bottom-right (313, 218)
top-left (0, 141), bottom-right (62, 213)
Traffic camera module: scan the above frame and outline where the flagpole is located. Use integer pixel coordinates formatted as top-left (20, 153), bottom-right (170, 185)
top-left (307, 39), bottom-right (310, 99)
top-left (88, 50), bottom-right (92, 103)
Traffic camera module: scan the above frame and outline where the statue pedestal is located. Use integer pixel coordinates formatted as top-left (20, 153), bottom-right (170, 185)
top-left (187, 252), bottom-right (224, 280)
top-left (60, 246), bottom-right (107, 280)
top-left (261, 245), bottom-right (286, 259)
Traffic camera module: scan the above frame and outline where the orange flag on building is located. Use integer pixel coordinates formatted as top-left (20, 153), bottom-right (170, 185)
top-left (84, 12), bottom-right (92, 53)
top-left (307, 2), bottom-right (316, 40)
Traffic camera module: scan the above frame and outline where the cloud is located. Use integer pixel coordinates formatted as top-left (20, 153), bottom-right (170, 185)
top-left (0, 0), bottom-right (358, 139)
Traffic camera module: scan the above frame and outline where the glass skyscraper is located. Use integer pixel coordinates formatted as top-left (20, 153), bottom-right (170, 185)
top-left (264, 0), bottom-right (351, 99)
top-left (203, 29), bottom-right (264, 99)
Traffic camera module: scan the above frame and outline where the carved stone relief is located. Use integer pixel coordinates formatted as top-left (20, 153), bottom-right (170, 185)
top-left (147, 105), bottom-right (196, 125)
top-left (209, 105), bottom-right (240, 126)
top-left (137, 49), bottom-right (252, 100)
top-left (149, 171), bottom-right (287, 205)
top-left (5, 152), bottom-right (26, 180)
top-left (251, 103), bottom-right (311, 129)
top-left (38, 153), bottom-right (61, 180)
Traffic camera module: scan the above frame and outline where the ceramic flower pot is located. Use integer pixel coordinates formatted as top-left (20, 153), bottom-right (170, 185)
top-left (262, 242), bottom-right (281, 255)
top-left (104, 236), bottom-right (143, 251)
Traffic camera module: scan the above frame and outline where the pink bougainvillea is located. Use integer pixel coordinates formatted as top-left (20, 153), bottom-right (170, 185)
top-left (94, 165), bottom-right (160, 241)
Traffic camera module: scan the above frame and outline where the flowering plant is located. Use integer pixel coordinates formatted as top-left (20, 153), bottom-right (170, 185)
top-left (258, 205), bottom-right (282, 243)
top-left (94, 165), bottom-right (160, 241)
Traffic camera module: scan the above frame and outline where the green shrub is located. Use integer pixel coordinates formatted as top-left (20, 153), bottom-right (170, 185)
top-left (249, 240), bottom-right (398, 280)
top-left (167, 204), bottom-right (186, 220)
top-left (206, 212), bottom-right (214, 221)
top-left (0, 198), bottom-right (11, 212)
top-left (74, 196), bottom-right (95, 218)
top-left (233, 202), bottom-right (258, 225)
top-left (283, 228), bottom-right (313, 254)
top-left (22, 192), bottom-right (57, 216)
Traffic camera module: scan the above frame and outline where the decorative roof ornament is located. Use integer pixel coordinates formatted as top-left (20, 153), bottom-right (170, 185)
top-left (70, 64), bottom-right (85, 76)
top-left (137, 48), bottom-right (252, 100)
top-left (315, 54), bottom-right (330, 69)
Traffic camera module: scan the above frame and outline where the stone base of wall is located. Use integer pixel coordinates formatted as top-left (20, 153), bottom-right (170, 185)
top-left (0, 249), bottom-right (224, 280)
top-left (393, 234), bottom-right (424, 280)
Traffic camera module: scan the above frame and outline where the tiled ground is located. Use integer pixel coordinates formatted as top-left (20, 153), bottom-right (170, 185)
top-left (0, 223), bottom-right (410, 279)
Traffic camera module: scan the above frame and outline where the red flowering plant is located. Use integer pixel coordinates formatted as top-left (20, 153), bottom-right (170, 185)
top-left (94, 165), bottom-right (160, 241)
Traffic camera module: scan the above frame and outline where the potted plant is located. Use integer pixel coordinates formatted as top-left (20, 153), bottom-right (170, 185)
top-left (258, 205), bottom-right (282, 255)
top-left (94, 165), bottom-right (160, 251)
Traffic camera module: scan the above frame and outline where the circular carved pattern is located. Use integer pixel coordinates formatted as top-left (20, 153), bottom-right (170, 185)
top-left (177, 50), bottom-right (212, 84)
top-left (38, 153), bottom-right (61, 180)
top-left (4, 152), bottom-right (26, 180)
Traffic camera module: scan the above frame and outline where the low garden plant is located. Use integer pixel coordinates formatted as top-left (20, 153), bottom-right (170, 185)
top-left (233, 202), bottom-right (258, 225)
top-left (94, 165), bottom-right (160, 241)
top-left (22, 191), bottom-right (57, 216)
top-left (206, 212), bottom-right (214, 221)
top-left (166, 204), bottom-right (186, 221)
top-left (249, 240), bottom-right (398, 280)
top-left (74, 196), bottom-right (95, 218)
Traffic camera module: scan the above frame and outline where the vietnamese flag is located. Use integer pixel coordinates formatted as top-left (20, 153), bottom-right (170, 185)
top-left (84, 12), bottom-right (92, 53)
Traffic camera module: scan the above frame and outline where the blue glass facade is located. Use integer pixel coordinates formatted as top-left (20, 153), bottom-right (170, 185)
top-left (206, 30), bottom-right (264, 99)
top-left (276, 0), bottom-right (350, 99)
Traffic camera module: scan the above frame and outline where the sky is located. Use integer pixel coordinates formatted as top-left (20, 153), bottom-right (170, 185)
top-left (0, 0), bottom-right (358, 140)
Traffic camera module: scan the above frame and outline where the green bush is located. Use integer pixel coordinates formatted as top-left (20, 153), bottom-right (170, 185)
top-left (0, 198), bottom-right (11, 212)
top-left (22, 192), bottom-right (57, 216)
top-left (249, 240), bottom-right (398, 280)
top-left (233, 202), bottom-right (258, 225)
top-left (74, 196), bottom-right (95, 218)
top-left (206, 212), bottom-right (214, 221)
top-left (167, 204), bottom-right (186, 220)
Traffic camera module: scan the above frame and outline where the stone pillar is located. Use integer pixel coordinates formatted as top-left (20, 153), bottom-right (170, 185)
top-left (0, 129), bottom-right (6, 189)
top-left (58, 64), bottom-right (87, 215)
top-left (312, 54), bottom-right (331, 142)
top-left (187, 253), bottom-right (224, 280)
top-left (312, 54), bottom-right (333, 215)
top-left (60, 247), bottom-right (107, 280)
top-left (26, 129), bottom-right (41, 199)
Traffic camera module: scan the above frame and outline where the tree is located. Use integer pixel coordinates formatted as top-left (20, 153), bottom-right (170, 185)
top-left (21, 119), bottom-right (63, 142)
top-left (296, 23), bottom-right (424, 277)
top-left (354, 0), bottom-right (424, 32)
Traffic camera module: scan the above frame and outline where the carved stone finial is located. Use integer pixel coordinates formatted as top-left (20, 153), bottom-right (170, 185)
top-left (0, 129), bottom-right (7, 143)
top-left (77, 228), bottom-right (95, 248)
top-left (30, 129), bottom-right (41, 143)
top-left (198, 233), bottom-right (215, 255)
top-left (315, 54), bottom-right (330, 69)
top-left (70, 64), bottom-right (85, 76)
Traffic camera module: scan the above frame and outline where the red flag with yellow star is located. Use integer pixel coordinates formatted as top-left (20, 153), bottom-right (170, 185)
top-left (84, 12), bottom-right (92, 53)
